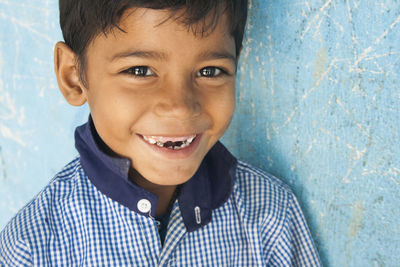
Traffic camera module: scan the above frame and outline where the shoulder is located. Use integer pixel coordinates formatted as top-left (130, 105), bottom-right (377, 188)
top-left (232, 160), bottom-right (296, 223)
top-left (234, 160), bottom-right (292, 193)
top-left (17, 156), bottom-right (84, 213)
top-left (232, 161), bottom-right (321, 265)
top-left (0, 157), bottom-right (84, 263)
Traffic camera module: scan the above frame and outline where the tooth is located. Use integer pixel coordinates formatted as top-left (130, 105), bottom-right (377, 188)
top-left (156, 141), bottom-right (164, 147)
top-left (143, 135), bottom-right (196, 147)
top-left (180, 142), bottom-right (188, 148)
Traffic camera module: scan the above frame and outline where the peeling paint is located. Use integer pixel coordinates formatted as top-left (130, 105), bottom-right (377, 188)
top-left (349, 200), bottom-right (365, 238)
top-left (313, 47), bottom-right (327, 84)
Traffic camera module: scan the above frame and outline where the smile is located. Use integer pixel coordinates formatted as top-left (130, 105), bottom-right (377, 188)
top-left (141, 134), bottom-right (197, 150)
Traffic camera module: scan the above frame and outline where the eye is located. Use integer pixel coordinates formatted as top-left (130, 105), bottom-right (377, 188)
top-left (123, 66), bottom-right (154, 77)
top-left (197, 67), bottom-right (223, 78)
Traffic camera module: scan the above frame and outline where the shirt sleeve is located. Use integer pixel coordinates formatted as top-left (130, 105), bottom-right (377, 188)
top-left (0, 232), bottom-right (33, 267)
top-left (267, 194), bottom-right (322, 267)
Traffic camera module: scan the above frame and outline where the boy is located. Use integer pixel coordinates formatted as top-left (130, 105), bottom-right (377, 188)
top-left (0, 0), bottom-right (321, 266)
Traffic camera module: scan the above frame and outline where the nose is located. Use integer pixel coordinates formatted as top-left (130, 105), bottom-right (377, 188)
top-left (153, 77), bottom-right (202, 119)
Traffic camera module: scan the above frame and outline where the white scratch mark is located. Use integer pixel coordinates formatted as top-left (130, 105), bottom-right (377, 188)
top-left (334, 96), bottom-right (372, 139)
top-left (17, 107), bottom-right (25, 125)
top-left (346, 144), bottom-right (367, 161)
top-left (280, 58), bottom-right (338, 129)
top-left (0, 91), bottom-right (17, 120)
top-left (0, 124), bottom-right (26, 146)
top-left (351, 14), bottom-right (400, 70)
top-left (0, 10), bottom-right (53, 43)
top-left (341, 165), bottom-right (352, 184)
top-left (362, 168), bottom-right (400, 186)
top-left (318, 126), bottom-right (340, 140)
top-left (266, 34), bottom-right (275, 101)
top-left (389, 177), bottom-right (400, 186)
top-left (324, 13), bottom-right (345, 32)
top-left (291, 139), bottom-right (316, 171)
top-left (364, 52), bottom-right (400, 61)
top-left (375, 14), bottom-right (400, 45)
top-left (300, 0), bottom-right (332, 40)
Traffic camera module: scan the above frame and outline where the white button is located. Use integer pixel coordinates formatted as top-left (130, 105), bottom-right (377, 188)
top-left (137, 199), bottom-right (152, 213)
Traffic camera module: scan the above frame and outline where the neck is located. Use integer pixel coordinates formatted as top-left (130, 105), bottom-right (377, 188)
top-left (128, 168), bottom-right (177, 217)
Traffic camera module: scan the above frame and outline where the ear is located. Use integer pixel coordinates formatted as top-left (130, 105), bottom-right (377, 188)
top-left (54, 42), bottom-right (87, 106)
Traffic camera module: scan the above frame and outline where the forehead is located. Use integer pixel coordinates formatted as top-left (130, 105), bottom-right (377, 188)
top-left (120, 6), bottom-right (231, 36)
top-left (88, 7), bottom-right (235, 59)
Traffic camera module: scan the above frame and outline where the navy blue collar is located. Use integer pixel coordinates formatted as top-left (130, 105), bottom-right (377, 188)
top-left (74, 116), bottom-right (237, 232)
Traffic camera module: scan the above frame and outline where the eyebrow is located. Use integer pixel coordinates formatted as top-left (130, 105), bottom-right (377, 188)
top-left (110, 49), bottom-right (236, 63)
top-left (197, 50), bottom-right (236, 64)
top-left (110, 50), bottom-right (168, 62)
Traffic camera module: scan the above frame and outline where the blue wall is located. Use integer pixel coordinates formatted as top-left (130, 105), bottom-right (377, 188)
top-left (1, 1), bottom-right (399, 266)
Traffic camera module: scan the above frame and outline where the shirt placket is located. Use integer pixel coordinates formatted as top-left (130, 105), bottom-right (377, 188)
top-left (158, 203), bottom-right (187, 266)
top-left (135, 212), bottom-right (162, 265)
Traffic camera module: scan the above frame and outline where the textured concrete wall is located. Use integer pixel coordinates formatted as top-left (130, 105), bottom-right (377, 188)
top-left (0, 0), bottom-right (89, 228)
top-left (1, 1), bottom-right (399, 266)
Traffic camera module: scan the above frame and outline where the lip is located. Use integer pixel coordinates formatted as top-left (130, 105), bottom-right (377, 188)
top-left (138, 133), bottom-right (202, 160)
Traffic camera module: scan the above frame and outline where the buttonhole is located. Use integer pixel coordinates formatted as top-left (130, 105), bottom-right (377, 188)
top-left (194, 206), bottom-right (201, 224)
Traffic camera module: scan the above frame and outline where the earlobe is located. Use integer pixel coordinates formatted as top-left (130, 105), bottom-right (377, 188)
top-left (54, 42), bottom-right (87, 106)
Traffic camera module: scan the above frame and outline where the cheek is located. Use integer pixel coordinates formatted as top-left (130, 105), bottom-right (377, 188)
top-left (207, 88), bottom-right (236, 131)
top-left (222, 89), bottom-right (236, 129)
top-left (220, 101), bottom-right (235, 131)
top-left (88, 86), bottom-right (146, 122)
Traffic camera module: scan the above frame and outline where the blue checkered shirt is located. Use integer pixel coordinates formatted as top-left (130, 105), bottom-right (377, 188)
top-left (0, 120), bottom-right (321, 266)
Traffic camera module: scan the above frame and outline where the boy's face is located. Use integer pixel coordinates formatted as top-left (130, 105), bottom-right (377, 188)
top-left (82, 8), bottom-right (236, 185)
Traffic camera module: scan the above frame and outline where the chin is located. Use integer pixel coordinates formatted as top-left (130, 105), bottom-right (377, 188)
top-left (146, 167), bottom-right (197, 186)
top-left (149, 176), bottom-right (192, 186)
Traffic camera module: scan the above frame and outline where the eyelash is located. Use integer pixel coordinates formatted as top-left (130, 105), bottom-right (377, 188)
top-left (197, 66), bottom-right (227, 78)
top-left (123, 66), bottom-right (154, 77)
top-left (122, 66), bottom-right (228, 78)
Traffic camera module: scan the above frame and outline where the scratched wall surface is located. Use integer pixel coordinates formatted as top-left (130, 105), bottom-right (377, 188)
top-left (0, 1), bottom-right (399, 266)
top-left (223, 0), bottom-right (400, 266)
top-left (0, 0), bottom-right (89, 229)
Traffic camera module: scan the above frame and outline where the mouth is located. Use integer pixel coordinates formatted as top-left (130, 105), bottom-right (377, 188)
top-left (138, 133), bottom-right (202, 159)
top-left (137, 131), bottom-right (204, 160)
top-left (140, 134), bottom-right (198, 150)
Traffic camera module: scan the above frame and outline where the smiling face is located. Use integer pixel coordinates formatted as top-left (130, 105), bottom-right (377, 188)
top-left (65, 8), bottom-right (236, 186)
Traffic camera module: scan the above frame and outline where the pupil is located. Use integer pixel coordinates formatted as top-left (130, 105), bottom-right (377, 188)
top-left (203, 68), bottom-right (214, 76)
top-left (135, 67), bottom-right (146, 76)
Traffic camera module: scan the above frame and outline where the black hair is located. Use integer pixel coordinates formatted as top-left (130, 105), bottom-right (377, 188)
top-left (59, 0), bottom-right (248, 83)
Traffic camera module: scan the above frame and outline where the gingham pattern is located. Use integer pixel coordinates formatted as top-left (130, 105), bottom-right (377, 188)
top-left (0, 158), bottom-right (321, 266)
